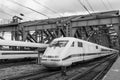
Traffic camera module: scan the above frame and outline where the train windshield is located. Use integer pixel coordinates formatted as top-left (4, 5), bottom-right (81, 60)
top-left (49, 40), bottom-right (68, 47)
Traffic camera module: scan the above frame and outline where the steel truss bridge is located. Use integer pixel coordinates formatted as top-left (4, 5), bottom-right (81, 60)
top-left (0, 10), bottom-right (119, 50)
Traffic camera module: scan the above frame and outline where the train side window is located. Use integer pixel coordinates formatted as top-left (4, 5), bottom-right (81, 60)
top-left (78, 42), bottom-right (83, 47)
top-left (96, 46), bottom-right (98, 49)
top-left (71, 42), bottom-right (74, 47)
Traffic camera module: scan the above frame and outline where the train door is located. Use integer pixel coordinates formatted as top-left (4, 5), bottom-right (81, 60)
top-left (69, 41), bottom-right (84, 63)
top-left (66, 41), bottom-right (78, 63)
top-left (77, 41), bottom-right (84, 61)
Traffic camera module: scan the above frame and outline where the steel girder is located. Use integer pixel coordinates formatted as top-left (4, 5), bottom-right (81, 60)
top-left (0, 10), bottom-right (119, 50)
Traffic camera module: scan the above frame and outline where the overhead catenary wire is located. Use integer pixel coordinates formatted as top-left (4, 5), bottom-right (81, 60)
top-left (1, 4), bottom-right (18, 14)
top-left (100, 0), bottom-right (109, 10)
top-left (33, 0), bottom-right (63, 17)
top-left (7, 0), bottom-right (50, 19)
top-left (106, 0), bottom-right (113, 9)
top-left (1, 4), bottom-right (34, 20)
top-left (0, 10), bottom-right (12, 24)
top-left (85, 0), bottom-right (94, 12)
top-left (0, 10), bottom-right (13, 17)
top-left (78, 0), bottom-right (91, 15)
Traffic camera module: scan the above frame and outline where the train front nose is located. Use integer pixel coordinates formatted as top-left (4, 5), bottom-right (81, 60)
top-left (41, 59), bottom-right (61, 68)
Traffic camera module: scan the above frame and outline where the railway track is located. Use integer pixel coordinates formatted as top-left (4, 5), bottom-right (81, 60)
top-left (65, 53), bottom-right (118, 80)
top-left (4, 53), bottom-right (118, 80)
top-left (3, 57), bottom-right (101, 80)
top-left (0, 59), bottom-right (36, 69)
top-left (40, 54), bottom-right (117, 80)
top-left (5, 69), bottom-right (60, 80)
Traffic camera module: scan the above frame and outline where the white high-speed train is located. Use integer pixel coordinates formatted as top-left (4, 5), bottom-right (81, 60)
top-left (41, 37), bottom-right (118, 68)
top-left (0, 39), bottom-right (48, 60)
top-left (0, 50), bottom-right (38, 60)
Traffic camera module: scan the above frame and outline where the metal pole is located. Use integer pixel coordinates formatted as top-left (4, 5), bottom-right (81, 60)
top-left (38, 51), bottom-right (41, 64)
top-left (61, 66), bottom-right (67, 76)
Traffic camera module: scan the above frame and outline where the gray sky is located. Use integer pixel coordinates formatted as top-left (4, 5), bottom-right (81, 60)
top-left (0, 0), bottom-right (120, 22)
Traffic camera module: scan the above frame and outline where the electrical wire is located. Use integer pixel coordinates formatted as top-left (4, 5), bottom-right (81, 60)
top-left (33, 0), bottom-right (63, 17)
top-left (0, 11), bottom-right (12, 24)
top-left (7, 0), bottom-right (50, 18)
top-left (0, 10), bottom-right (13, 17)
top-left (1, 4), bottom-right (18, 14)
top-left (101, 0), bottom-right (109, 10)
top-left (85, 0), bottom-right (94, 12)
top-left (2, 4), bottom-right (34, 20)
top-left (106, 0), bottom-right (113, 9)
top-left (78, 0), bottom-right (91, 15)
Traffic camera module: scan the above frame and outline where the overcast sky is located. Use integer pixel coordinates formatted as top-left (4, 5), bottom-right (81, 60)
top-left (0, 0), bottom-right (120, 22)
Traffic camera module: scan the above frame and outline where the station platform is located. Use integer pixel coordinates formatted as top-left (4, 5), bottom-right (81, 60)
top-left (103, 56), bottom-right (120, 80)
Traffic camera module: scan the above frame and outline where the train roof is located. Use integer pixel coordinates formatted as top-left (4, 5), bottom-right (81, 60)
top-left (53, 37), bottom-right (118, 50)
top-left (54, 37), bottom-right (77, 41)
top-left (53, 37), bottom-right (92, 44)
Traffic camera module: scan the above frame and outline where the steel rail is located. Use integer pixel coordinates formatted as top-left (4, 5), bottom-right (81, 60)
top-left (3, 53), bottom-right (118, 80)
top-left (5, 69), bottom-right (50, 80)
top-left (67, 53), bottom-right (118, 80)
top-left (92, 55), bottom-right (118, 80)
top-left (0, 59), bottom-right (36, 69)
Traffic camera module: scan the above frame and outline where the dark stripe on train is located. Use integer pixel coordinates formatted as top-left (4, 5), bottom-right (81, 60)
top-left (101, 48), bottom-right (111, 51)
top-left (62, 52), bottom-right (108, 60)
top-left (2, 53), bottom-right (38, 55)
